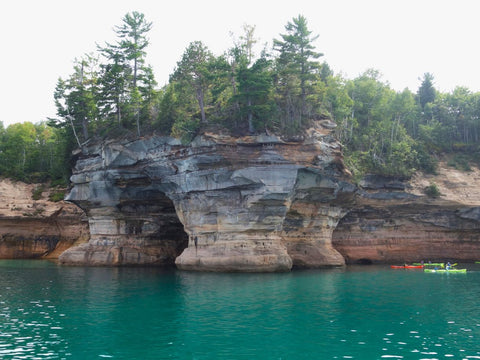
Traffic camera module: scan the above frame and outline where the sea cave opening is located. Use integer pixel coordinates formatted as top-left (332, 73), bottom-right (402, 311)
top-left (118, 188), bottom-right (189, 266)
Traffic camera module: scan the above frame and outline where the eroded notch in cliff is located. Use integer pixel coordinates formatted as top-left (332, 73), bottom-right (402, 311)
top-left (117, 188), bottom-right (188, 264)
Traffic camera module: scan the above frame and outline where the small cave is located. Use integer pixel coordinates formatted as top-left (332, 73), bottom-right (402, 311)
top-left (354, 258), bottom-right (373, 265)
top-left (331, 209), bottom-right (353, 263)
top-left (118, 189), bottom-right (189, 264)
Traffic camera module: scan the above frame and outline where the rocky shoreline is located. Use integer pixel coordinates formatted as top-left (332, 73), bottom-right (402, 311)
top-left (59, 120), bottom-right (354, 271)
top-left (0, 179), bottom-right (89, 259)
top-left (1, 121), bottom-right (479, 271)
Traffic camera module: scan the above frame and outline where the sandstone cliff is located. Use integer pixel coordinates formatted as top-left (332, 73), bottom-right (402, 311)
top-left (3, 121), bottom-right (479, 270)
top-left (333, 165), bottom-right (480, 264)
top-left (0, 179), bottom-right (89, 259)
top-left (59, 121), bottom-right (356, 271)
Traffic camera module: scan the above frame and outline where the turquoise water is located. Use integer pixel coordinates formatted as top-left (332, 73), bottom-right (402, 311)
top-left (0, 261), bottom-right (479, 359)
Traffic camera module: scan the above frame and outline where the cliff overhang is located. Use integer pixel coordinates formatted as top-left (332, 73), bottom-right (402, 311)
top-left (60, 121), bottom-right (357, 271)
top-left (58, 121), bottom-right (480, 271)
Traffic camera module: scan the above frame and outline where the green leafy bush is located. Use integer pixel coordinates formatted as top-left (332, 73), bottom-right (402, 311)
top-left (32, 186), bottom-right (44, 200)
top-left (171, 116), bottom-right (200, 144)
top-left (49, 191), bottom-right (65, 202)
top-left (447, 154), bottom-right (472, 171)
top-left (424, 182), bottom-right (441, 198)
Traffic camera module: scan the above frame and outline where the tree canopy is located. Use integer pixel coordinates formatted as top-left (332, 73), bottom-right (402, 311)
top-left (2, 12), bottom-right (480, 185)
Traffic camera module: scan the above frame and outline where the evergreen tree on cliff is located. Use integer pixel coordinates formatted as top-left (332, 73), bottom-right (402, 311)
top-left (273, 15), bottom-right (323, 132)
top-left (417, 73), bottom-right (436, 110)
top-left (226, 24), bottom-right (275, 134)
top-left (98, 11), bottom-right (155, 136)
top-left (170, 41), bottom-right (213, 124)
top-left (97, 48), bottom-right (129, 128)
top-left (234, 57), bottom-right (274, 134)
top-left (52, 54), bottom-right (100, 145)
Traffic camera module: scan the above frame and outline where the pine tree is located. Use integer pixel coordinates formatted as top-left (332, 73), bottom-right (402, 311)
top-left (98, 11), bottom-right (154, 135)
top-left (273, 15), bottom-right (323, 130)
top-left (52, 54), bottom-right (99, 145)
top-left (234, 57), bottom-right (274, 133)
top-left (171, 41), bottom-right (213, 124)
top-left (417, 73), bottom-right (436, 110)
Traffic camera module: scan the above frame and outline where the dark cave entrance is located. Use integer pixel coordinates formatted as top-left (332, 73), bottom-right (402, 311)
top-left (118, 188), bottom-right (189, 266)
top-left (331, 209), bottom-right (375, 265)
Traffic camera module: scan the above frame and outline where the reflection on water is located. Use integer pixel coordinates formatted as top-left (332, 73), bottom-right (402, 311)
top-left (0, 261), bottom-right (479, 359)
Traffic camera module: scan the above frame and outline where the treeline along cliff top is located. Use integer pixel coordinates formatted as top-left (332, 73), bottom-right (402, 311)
top-left (1, 12), bottom-right (479, 185)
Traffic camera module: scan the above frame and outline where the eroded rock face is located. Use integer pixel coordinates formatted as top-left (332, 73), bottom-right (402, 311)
top-left (332, 176), bottom-right (480, 264)
top-left (60, 123), bottom-right (480, 271)
top-left (61, 121), bottom-right (354, 271)
top-left (280, 169), bottom-right (355, 268)
top-left (0, 179), bottom-right (89, 259)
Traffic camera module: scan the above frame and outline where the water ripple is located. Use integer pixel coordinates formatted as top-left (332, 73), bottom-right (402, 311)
top-left (1, 262), bottom-right (480, 359)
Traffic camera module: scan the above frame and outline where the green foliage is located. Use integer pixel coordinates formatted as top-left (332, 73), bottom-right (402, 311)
top-left (341, 71), bottom-right (424, 177)
top-left (417, 73), bottom-right (436, 110)
top-left (0, 122), bottom-right (70, 183)
top-left (447, 154), bottom-right (472, 171)
top-left (32, 186), bottom-right (44, 201)
top-left (49, 190), bottom-right (66, 202)
top-left (273, 14), bottom-right (324, 132)
top-left (170, 41), bottom-right (214, 124)
top-left (154, 84), bottom-right (178, 134)
top-left (232, 56), bottom-right (275, 133)
top-left (171, 116), bottom-right (200, 144)
top-left (51, 11), bottom-right (156, 140)
top-left (53, 54), bottom-right (100, 144)
top-left (411, 142), bottom-right (437, 174)
top-left (44, 13), bottom-right (480, 179)
top-left (424, 182), bottom-right (441, 198)
top-left (4, 12), bottom-right (480, 187)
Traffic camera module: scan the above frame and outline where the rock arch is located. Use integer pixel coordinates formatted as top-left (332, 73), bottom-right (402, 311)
top-left (59, 177), bottom-right (188, 266)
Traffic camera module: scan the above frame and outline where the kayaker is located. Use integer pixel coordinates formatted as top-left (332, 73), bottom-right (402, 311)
top-left (446, 262), bottom-right (451, 270)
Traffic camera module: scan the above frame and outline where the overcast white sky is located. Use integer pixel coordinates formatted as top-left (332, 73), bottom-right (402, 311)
top-left (1, 0), bottom-right (479, 126)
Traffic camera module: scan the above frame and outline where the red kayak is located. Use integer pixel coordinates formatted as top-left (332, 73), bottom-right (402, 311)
top-left (391, 265), bottom-right (424, 269)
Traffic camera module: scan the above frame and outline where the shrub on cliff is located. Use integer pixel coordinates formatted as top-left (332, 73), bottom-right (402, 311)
top-left (32, 186), bottom-right (44, 200)
top-left (49, 190), bottom-right (65, 202)
top-left (424, 182), bottom-right (441, 198)
top-left (447, 154), bottom-right (472, 171)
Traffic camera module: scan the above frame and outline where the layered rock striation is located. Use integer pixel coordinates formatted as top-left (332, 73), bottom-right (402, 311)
top-left (333, 174), bottom-right (480, 264)
top-left (60, 121), bottom-right (355, 271)
top-left (0, 179), bottom-right (89, 259)
top-left (58, 122), bottom-right (480, 271)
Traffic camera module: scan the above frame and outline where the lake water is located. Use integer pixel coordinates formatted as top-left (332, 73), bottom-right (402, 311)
top-left (0, 260), bottom-right (479, 359)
